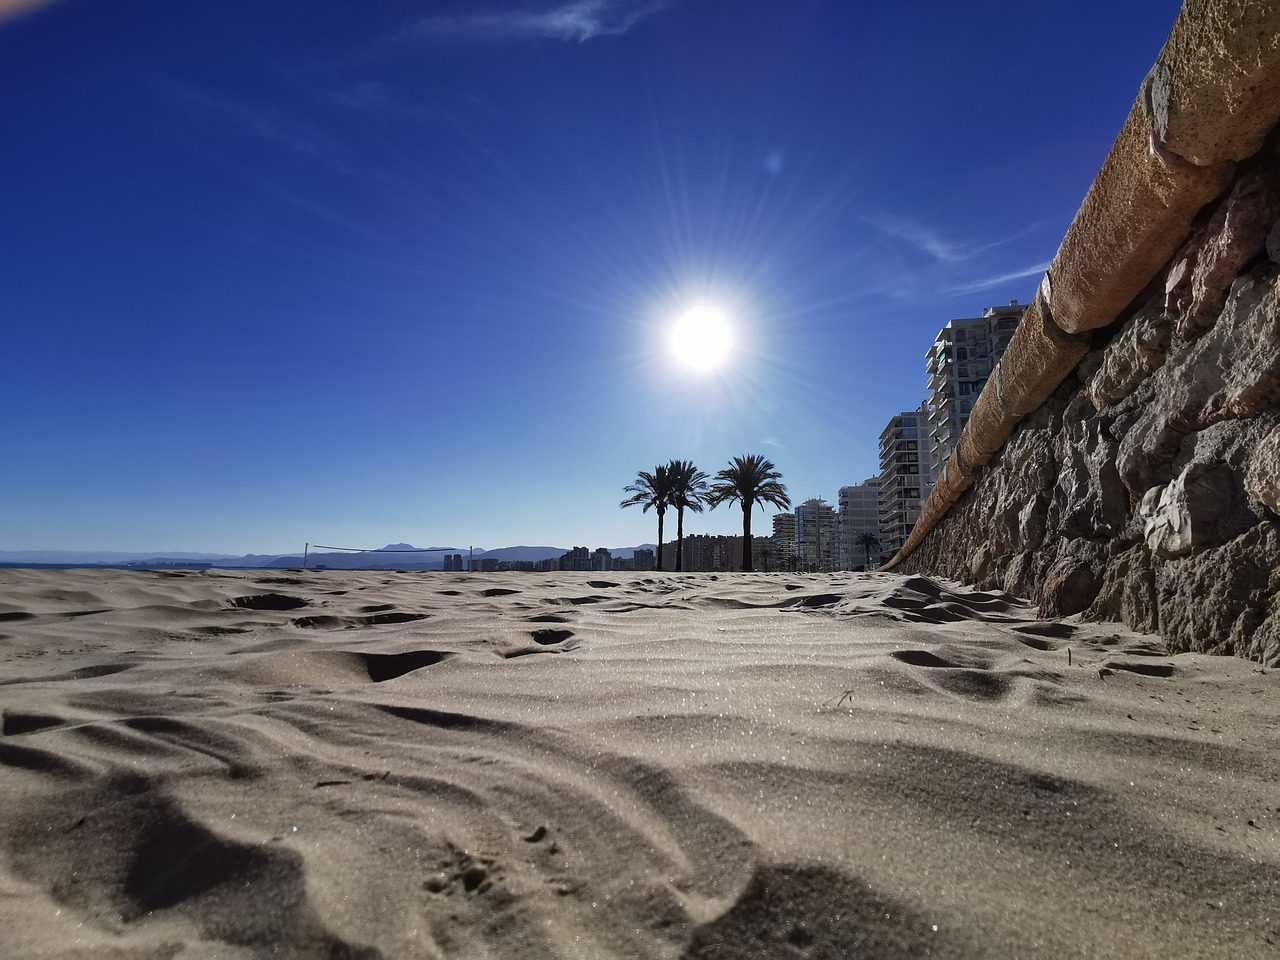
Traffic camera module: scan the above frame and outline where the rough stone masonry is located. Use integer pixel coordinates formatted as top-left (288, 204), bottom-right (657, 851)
top-left (893, 1), bottom-right (1280, 665)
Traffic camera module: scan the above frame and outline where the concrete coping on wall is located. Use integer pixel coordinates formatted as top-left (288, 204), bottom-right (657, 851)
top-left (883, 0), bottom-right (1280, 572)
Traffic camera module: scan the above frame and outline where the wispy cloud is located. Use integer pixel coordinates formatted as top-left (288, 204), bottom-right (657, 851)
top-left (866, 213), bottom-right (972, 263)
top-left (864, 213), bottom-right (1047, 266)
top-left (406, 0), bottom-right (673, 44)
top-left (949, 261), bottom-right (1051, 295)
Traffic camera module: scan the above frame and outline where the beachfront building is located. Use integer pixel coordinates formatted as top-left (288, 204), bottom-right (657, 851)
top-left (658, 535), bottom-right (770, 572)
top-left (592, 547), bottom-right (612, 571)
top-left (557, 546), bottom-right (592, 571)
top-left (924, 301), bottom-right (1024, 481)
top-left (632, 548), bottom-right (655, 571)
top-left (795, 498), bottom-right (836, 573)
top-left (772, 512), bottom-right (797, 572)
top-left (879, 406), bottom-right (928, 557)
top-left (838, 479), bottom-right (882, 569)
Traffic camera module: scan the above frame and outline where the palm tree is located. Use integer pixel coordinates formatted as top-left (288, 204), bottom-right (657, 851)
top-left (665, 459), bottom-right (709, 572)
top-left (855, 532), bottom-right (882, 571)
top-left (620, 463), bottom-right (672, 571)
top-left (707, 454), bottom-right (791, 573)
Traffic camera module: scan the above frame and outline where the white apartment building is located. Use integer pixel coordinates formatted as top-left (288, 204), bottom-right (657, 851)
top-left (878, 405), bottom-right (928, 557)
top-left (795, 498), bottom-right (836, 572)
top-left (838, 478), bottom-right (882, 569)
top-left (924, 301), bottom-right (1024, 482)
top-left (772, 512), bottom-right (797, 571)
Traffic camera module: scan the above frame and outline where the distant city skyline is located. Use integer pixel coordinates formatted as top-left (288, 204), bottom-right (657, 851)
top-left (2, 0), bottom-right (1183, 553)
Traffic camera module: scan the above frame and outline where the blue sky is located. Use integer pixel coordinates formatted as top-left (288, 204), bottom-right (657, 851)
top-left (3, 0), bottom-right (1183, 554)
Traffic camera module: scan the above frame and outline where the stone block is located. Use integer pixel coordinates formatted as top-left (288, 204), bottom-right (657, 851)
top-left (1178, 171), bottom-right (1280, 339)
top-left (1085, 545), bottom-right (1159, 635)
top-left (994, 295), bottom-right (1092, 417)
top-left (1086, 305), bottom-right (1173, 409)
top-left (956, 383), bottom-right (1018, 469)
top-left (1040, 558), bottom-right (1101, 618)
top-left (1245, 422), bottom-right (1280, 515)
top-left (1156, 521), bottom-right (1280, 656)
top-left (1139, 461), bottom-right (1244, 558)
top-left (1049, 102), bottom-right (1228, 335)
top-left (1150, 0), bottom-right (1280, 166)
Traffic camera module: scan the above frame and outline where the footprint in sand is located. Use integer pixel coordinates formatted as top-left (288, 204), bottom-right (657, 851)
top-left (530, 629), bottom-right (574, 646)
top-left (891, 649), bottom-right (963, 669)
top-left (360, 650), bottom-right (455, 681)
top-left (229, 594), bottom-right (309, 612)
top-left (1102, 660), bottom-right (1175, 678)
top-left (890, 649), bottom-right (1012, 702)
top-left (1013, 622), bottom-right (1077, 639)
top-left (2, 711), bottom-right (67, 735)
top-left (499, 629), bottom-right (579, 658)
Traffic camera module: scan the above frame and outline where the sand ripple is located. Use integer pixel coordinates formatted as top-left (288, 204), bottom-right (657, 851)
top-left (1, 568), bottom-right (1277, 958)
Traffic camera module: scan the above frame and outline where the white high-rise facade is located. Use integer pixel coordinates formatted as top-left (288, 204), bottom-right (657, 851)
top-left (772, 512), bottom-right (797, 572)
top-left (795, 498), bottom-right (836, 573)
top-left (838, 478), bottom-right (882, 569)
top-left (878, 405), bottom-right (928, 557)
top-left (924, 301), bottom-right (1024, 483)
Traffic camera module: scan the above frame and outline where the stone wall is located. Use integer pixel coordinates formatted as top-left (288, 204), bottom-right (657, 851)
top-left (890, 2), bottom-right (1280, 665)
top-left (898, 140), bottom-right (1280, 664)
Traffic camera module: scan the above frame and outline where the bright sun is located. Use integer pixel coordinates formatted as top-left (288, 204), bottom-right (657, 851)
top-left (667, 304), bottom-right (733, 373)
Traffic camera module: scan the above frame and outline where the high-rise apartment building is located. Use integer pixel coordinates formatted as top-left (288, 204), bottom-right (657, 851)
top-left (838, 478), bottom-right (882, 569)
top-left (795, 498), bottom-right (836, 572)
top-left (924, 301), bottom-right (1023, 481)
top-left (878, 406), bottom-right (928, 557)
top-left (772, 512), bottom-right (797, 572)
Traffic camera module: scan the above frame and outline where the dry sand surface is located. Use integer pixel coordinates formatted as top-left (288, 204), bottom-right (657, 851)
top-left (0, 567), bottom-right (1277, 959)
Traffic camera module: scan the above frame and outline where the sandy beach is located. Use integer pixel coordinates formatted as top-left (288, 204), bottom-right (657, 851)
top-left (1, 567), bottom-right (1277, 958)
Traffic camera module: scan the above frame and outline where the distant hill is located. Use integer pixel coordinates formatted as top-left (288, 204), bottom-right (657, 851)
top-left (0, 550), bottom-right (241, 565)
top-left (474, 546), bottom-right (566, 563)
top-left (0, 542), bottom-right (661, 570)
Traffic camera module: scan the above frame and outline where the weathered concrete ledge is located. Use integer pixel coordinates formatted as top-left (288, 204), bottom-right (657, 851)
top-left (886, 1), bottom-right (1280, 664)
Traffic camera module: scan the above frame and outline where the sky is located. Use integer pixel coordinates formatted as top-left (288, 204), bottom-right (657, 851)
top-left (3, 0), bottom-right (1186, 555)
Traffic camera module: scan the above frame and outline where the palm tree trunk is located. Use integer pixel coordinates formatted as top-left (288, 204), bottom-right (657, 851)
top-left (741, 503), bottom-right (753, 572)
top-left (656, 509), bottom-right (665, 572)
top-left (864, 545), bottom-right (872, 569)
top-left (676, 507), bottom-right (685, 572)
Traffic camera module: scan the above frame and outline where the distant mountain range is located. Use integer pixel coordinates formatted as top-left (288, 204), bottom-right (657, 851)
top-left (0, 543), bottom-right (659, 571)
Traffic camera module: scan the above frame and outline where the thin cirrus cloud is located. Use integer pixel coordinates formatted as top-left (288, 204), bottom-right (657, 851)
top-left (405, 0), bottom-right (674, 44)
top-left (866, 213), bottom-right (974, 263)
top-left (949, 261), bottom-right (1052, 295)
top-left (865, 213), bottom-right (1045, 266)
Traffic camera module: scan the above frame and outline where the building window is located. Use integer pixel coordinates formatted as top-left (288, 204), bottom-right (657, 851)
top-left (959, 383), bottom-right (972, 395)
top-left (902, 428), bottom-right (917, 438)
top-left (959, 366), bottom-right (969, 378)
top-left (956, 347), bottom-right (968, 361)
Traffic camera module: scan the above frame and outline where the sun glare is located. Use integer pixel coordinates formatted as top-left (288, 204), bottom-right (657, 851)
top-left (667, 304), bottom-right (733, 373)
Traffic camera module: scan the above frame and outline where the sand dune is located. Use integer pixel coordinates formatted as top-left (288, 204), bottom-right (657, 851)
top-left (1, 568), bottom-right (1276, 958)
